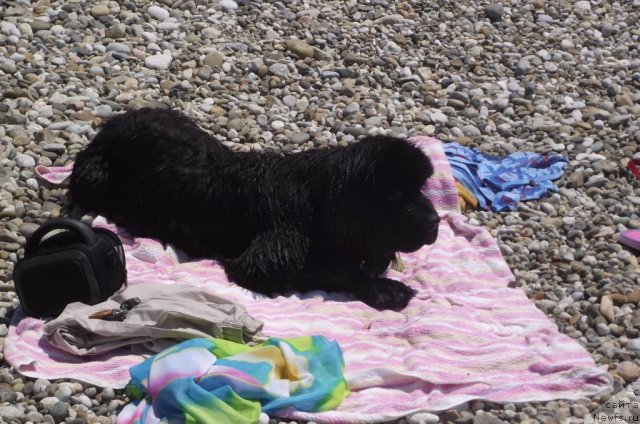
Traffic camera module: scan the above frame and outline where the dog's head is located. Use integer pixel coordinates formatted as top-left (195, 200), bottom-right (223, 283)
top-left (323, 135), bottom-right (440, 262)
top-left (361, 135), bottom-right (440, 251)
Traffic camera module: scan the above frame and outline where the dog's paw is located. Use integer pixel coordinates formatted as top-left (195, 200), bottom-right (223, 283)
top-left (355, 278), bottom-right (414, 310)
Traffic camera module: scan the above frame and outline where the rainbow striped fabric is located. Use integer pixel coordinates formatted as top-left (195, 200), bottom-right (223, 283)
top-left (116, 336), bottom-right (349, 424)
top-left (7, 137), bottom-right (611, 423)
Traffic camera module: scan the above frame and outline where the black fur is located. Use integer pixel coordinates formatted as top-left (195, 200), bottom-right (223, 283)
top-left (69, 108), bottom-right (440, 310)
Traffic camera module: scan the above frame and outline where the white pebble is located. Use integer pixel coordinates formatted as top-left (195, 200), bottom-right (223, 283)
top-left (218, 0), bottom-right (239, 11)
top-left (561, 39), bottom-right (575, 50)
top-left (574, 1), bottom-right (591, 11)
top-left (26, 178), bottom-right (39, 190)
top-left (157, 22), bottom-right (179, 31)
top-left (626, 339), bottom-right (640, 351)
top-left (71, 394), bottom-right (93, 409)
top-left (15, 154), bottom-right (36, 168)
top-left (145, 54), bottom-right (173, 70)
top-left (408, 412), bottom-right (439, 424)
top-left (142, 32), bottom-right (158, 43)
top-left (148, 5), bottom-right (170, 21)
top-left (0, 21), bottom-right (20, 37)
top-left (428, 111), bottom-right (448, 124)
top-left (94, 105), bottom-right (113, 118)
top-left (10, 53), bottom-right (25, 62)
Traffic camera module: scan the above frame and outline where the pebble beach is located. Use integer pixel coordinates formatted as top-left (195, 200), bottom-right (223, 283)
top-left (1, 0), bottom-right (639, 423)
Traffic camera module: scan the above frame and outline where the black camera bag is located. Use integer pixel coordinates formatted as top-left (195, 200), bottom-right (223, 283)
top-left (13, 218), bottom-right (127, 318)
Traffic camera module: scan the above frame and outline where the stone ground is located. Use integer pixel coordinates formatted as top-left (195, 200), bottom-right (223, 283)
top-left (1, 0), bottom-right (639, 422)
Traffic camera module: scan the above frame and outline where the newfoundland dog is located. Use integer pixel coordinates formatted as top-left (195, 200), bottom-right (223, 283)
top-left (69, 108), bottom-right (440, 310)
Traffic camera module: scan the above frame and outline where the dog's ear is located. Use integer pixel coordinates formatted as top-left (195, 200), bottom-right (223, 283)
top-left (360, 136), bottom-right (433, 191)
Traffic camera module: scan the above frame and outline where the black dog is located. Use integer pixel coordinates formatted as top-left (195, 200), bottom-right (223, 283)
top-left (69, 108), bottom-right (439, 310)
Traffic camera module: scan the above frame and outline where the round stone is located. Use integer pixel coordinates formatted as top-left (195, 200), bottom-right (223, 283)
top-left (484, 3), bottom-right (504, 21)
top-left (574, 1), bottom-right (591, 11)
top-left (283, 95), bottom-right (297, 108)
top-left (290, 133), bottom-right (310, 144)
top-left (365, 116), bottom-right (382, 127)
top-left (626, 339), bottom-right (640, 351)
top-left (595, 322), bottom-right (610, 336)
top-left (407, 412), bottom-right (439, 424)
top-left (48, 402), bottom-right (69, 423)
top-left (269, 63), bottom-right (289, 78)
top-left (101, 387), bottom-right (115, 402)
top-left (148, 5), bottom-right (170, 21)
top-left (204, 51), bottom-right (224, 69)
top-left (15, 154), bottom-right (36, 168)
top-left (218, 0), bottom-right (238, 11)
top-left (0, 406), bottom-right (24, 421)
top-left (106, 42), bottom-right (130, 54)
top-left (145, 55), bottom-right (173, 70)
top-left (228, 119), bottom-right (246, 131)
top-left (54, 385), bottom-right (73, 402)
top-left (616, 361), bottom-right (640, 383)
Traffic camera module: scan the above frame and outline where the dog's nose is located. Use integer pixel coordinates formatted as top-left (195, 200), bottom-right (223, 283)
top-left (427, 215), bottom-right (441, 227)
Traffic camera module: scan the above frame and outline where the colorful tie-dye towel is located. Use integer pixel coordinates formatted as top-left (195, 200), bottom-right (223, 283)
top-left (116, 336), bottom-right (349, 424)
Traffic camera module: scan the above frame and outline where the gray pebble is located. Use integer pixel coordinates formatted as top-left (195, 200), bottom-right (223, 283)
top-left (515, 59), bottom-right (531, 76)
top-left (0, 385), bottom-right (18, 403)
top-left (54, 385), bottom-right (73, 402)
top-left (283, 95), bottom-right (297, 108)
top-left (626, 339), bottom-right (640, 351)
top-left (48, 401), bottom-right (69, 423)
top-left (484, 4), bottom-right (504, 21)
top-left (595, 322), bottom-right (610, 336)
top-left (15, 153), bottom-right (36, 168)
top-left (365, 116), bottom-right (382, 127)
top-left (0, 405), bottom-right (24, 421)
top-left (100, 388), bottom-right (115, 403)
top-left (269, 64), bottom-right (290, 78)
top-left (290, 133), bottom-right (310, 144)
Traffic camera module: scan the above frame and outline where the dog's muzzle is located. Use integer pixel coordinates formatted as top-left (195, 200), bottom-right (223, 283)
top-left (423, 216), bottom-right (440, 245)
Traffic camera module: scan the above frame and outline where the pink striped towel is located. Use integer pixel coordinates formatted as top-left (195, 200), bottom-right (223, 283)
top-left (6, 137), bottom-right (611, 423)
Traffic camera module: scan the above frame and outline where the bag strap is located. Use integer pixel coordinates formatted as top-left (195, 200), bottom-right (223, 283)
top-left (94, 228), bottom-right (128, 287)
top-left (25, 218), bottom-right (98, 253)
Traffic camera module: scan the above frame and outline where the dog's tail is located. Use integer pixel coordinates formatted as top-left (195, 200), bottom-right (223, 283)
top-left (68, 144), bottom-right (110, 215)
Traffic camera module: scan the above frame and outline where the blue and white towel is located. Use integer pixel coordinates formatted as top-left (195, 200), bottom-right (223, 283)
top-left (444, 143), bottom-right (568, 212)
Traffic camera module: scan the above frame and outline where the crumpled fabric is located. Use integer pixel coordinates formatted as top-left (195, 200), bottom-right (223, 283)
top-left (44, 283), bottom-right (265, 356)
top-left (444, 142), bottom-right (568, 211)
top-left (455, 180), bottom-right (479, 211)
top-left (116, 336), bottom-right (349, 424)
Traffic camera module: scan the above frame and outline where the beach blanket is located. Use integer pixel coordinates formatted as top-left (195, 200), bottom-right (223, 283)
top-left (117, 336), bottom-right (349, 424)
top-left (34, 165), bottom-right (73, 185)
top-left (7, 136), bottom-right (611, 423)
top-left (444, 143), bottom-right (568, 212)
